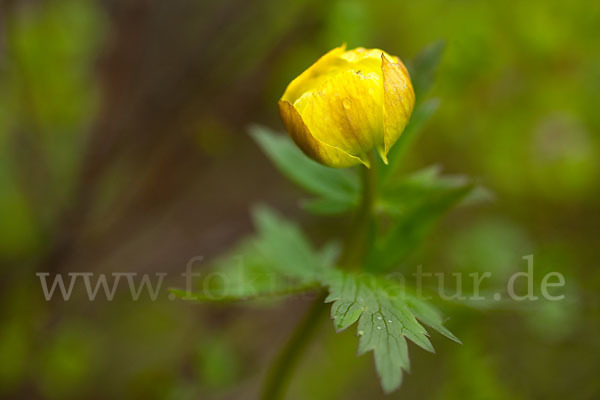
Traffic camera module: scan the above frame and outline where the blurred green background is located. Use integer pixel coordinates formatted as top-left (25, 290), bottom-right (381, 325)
top-left (0, 0), bottom-right (599, 398)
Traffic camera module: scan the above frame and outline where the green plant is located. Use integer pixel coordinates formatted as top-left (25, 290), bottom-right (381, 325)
top-left (172, 42), bottom-right (481, 398)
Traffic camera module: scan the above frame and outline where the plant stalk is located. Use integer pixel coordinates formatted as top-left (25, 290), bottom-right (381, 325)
top-left (339, 153), bottom-right (377, 268)
top-left (260, 154), bottom-right (377, 400)
top-left (259, 290), bottom-right (328, 400)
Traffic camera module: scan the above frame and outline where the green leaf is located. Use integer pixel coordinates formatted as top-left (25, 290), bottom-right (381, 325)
top-left (322, 270), bottom-right (459, 393)
top-left (252, 205), bottom-right (332, 281)
top-left (300, 197), bottom-right (355, 215)
top-left (249, 124), bottom-right (360, 214)
top-left (406, 295), bottom-right (462, 344)
top-left (171, 206), bottom-right (337, 301)
top-left (368, 166), bottom-right (475, 271)
top-left (407, 40), bottom-right (445, 99)
top-left (379, 165), bottom-right (473, 215)
top-left (169, 240), bottom-right (321, 303)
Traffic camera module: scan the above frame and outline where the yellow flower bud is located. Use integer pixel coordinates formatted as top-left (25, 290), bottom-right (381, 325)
top-left (279, 45), bottom-right (415, 168)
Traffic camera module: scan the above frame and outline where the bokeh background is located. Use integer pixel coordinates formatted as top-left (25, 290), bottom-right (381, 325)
top-left (1, 0), bottom-right (599, 399)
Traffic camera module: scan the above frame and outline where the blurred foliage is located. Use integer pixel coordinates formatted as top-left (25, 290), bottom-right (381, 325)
top-left (250, 125), bottom-right (361, 215)
top-left (0, 0), bottom-right (599, 398)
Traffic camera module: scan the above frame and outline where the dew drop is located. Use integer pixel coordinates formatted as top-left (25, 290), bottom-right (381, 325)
top-left (368, 88), bottom-right (375, 96)
top-left (358, 330), bottom-right (364, 336)
top-left (343, 99), bottom-right (352, 109)
top-left (377, 326), bottom-right (382, 330)
top-left (388, 320), bottom-right (393, 323)
top-left (377, 316), bottom-right (382, 320)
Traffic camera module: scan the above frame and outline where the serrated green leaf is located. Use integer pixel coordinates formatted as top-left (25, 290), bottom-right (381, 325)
top-left (249, 125), bottom-right (360, 213)
top-left (406, 294), bottom-right (462, 344)
top-left (171, 206), bottom-right (336, 302)
top-left (252, 205), bottom-right (328, 281)
top-left (379, 165), bottom-right (473, 216)
top-left (322, 270), bottom-right (458, 393)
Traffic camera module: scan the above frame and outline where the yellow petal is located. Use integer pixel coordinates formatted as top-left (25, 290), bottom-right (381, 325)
top-left (278, 100), bottom-right (365, 168)
top-left (281, 44), bottom-right (349, 104)
top-left (381, 54), bottom-right (415, 156)
top-left (341, 47), bottom-right (399, 66)
top-left (293, 69), bottom-right (384, 165)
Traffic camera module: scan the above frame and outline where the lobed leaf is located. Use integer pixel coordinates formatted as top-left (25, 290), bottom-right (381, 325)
top-left (171, 206), bottom-right (337, 301)
top-left (322, 270), bottom-right (459, 393)
top-left (249, 125), bottom-right (360, 215)
top-left (367, 166), bottom-right (475, 272)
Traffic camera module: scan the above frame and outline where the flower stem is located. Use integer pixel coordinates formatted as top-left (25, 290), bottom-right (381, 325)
top-left (259, 290), bottom-right (328, 400)
top-left (259, 155), bottom-right (377, 400)
top-left (339, 153), bottom-right (377, 268)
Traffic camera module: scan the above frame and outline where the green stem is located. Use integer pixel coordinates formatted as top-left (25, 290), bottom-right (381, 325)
top-left (259, 290), bottom-right (328, 400)
top-left (260, 154), bottom-right (377, 400)
top-left (339, 152), bottom-right (377, 267)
